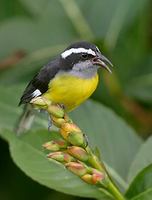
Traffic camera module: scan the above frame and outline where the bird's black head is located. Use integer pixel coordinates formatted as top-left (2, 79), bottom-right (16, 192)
top-left (60, 41), bottom-right (112, 73)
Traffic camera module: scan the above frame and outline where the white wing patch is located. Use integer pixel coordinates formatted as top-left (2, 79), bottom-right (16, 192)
top-left (32, 89), bottom-right (42, 97)
top-left (61, 48), bottom-right (96, 58)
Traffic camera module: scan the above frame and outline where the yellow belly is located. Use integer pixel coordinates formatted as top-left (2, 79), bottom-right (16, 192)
top-left (43, 73), bottom-right (99, 111)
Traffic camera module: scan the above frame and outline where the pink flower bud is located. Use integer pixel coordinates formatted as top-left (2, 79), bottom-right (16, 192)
top-left (67, 146), bottom-right (89, 161)
top-left (60, 123), bottom-right (81, 139)
top-left (81, 174), bottom-right (93, 184)
top-left (82, 170), bottom-right (105, 185)
top-left (43, 140), bottom-right (67, 151)
top-left (47, 152), bottom-right (75, 163)
top-left (66, 162), bottom-right (88, 177)
top-left (92, 169), bottom-right (105, 184)
top-left (43, 141), bottom-right (59, 151)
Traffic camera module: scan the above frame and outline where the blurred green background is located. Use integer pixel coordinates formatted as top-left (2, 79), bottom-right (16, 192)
top-left (0, 0), bottom-right (152, 199)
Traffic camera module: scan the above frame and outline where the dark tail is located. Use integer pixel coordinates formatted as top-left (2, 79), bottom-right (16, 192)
top-left (15, 104), bottom-right (35, 136)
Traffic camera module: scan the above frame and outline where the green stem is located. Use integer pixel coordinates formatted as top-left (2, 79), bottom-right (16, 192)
top-left (86, 146), bottom-right (106, 171)
top-left (86, 146), bottom-right (125, 200)
top-left (107, 181), bottom-right (126, 200)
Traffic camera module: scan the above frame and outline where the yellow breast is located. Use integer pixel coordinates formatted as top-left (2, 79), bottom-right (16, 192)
top-left (43, 73), bottom-right (99, 111)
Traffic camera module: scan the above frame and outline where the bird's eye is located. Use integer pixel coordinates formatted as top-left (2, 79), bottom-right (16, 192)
top-left (81, 53), bottom-right (89, 59)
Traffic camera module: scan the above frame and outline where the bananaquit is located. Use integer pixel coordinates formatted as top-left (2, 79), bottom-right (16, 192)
top-left (17, 41), bottom-right (112, 134)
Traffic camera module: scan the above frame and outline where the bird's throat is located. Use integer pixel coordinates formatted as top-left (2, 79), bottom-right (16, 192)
top-left (69, 66), bottom-right (98, 79)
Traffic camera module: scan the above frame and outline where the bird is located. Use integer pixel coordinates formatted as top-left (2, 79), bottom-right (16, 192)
top-left (16, 41), bottom-right (112, 134)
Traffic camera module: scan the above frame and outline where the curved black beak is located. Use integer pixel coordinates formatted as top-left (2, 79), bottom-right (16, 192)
top-left (92, 53), bottom-right (113, 73)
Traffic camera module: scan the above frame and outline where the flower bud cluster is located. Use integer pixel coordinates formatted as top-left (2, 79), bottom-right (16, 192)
top-left (31, 97), bottom-right (108, 187)
top-left (41, 102), bottom-right (108, 186)
top-left (66, 162), bottom-right (105, 184)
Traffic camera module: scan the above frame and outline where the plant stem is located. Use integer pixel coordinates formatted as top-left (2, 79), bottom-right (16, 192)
top-left (107, 181), bottom-right (126, 200)
top-left (86, 146), bottom-right (125, 200)
top-left (86, 146), bottom-right (105, 171)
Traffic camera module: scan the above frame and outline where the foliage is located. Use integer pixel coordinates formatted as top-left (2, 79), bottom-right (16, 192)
top-left (0, 0), bottom-right (152, 200)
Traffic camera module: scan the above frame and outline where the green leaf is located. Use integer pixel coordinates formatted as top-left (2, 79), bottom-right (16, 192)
top-left (130, 189), bottom-right (152, 200)
top-left (0, 129), bottom-right (113, 200)
top-left (0, 83), bottom-right (142, 193)
top-left (126, 164), bottom-right (152, 199)
top-left (80, 0), bottom-right (147, 48)
top-left (0, 84), bottom-right (142, 183)
top-left (19, 0), bottom-right (48, 16)
top-left (127, 137), bottom-right (152, 183)
top-left (0, 0), bottom-right (28, 21)
top-left (126, 73), bottom-right (152, 104)
top-left (70, 101), bottom-right (142, 181)
top-left (0, 85), bottom-right (22, 129)
top-left (19, 0), bottom-right (148, 48)
top-left (0, 18), bottom-right (35, 60)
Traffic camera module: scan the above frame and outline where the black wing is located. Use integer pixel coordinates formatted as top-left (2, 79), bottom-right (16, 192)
top-left (19, 58), bottom-right (60, 105)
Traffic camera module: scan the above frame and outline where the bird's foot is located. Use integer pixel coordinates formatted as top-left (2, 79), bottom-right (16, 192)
top-left (57, 103), bottom-right (65, 111)
top-left (48, 115), bottom-right (52, 131)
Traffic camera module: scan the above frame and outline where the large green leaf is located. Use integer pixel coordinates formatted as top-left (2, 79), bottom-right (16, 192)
top-left (19, 0), bottom-right (48, 16)
top-left (126, 164), bottom-right (152, 199)
top-left (127, 137), bottom-right (152, 183)
top-left (130, 189), bottom-right (152, 200)
top-left (0, 83), bottom-right (143, 196)
top-left (126, 72), bottom-right (152, 104)
top-left (0, 0), bottom-right (28, 21)
top-left (0, 84), bottom-right (142, 178)
top-left (0, 129), bottom-right (113, 199)
top-left (0, 84), bottom-right (22, 129)
top-left (0, 84), bottom-right (142, 183)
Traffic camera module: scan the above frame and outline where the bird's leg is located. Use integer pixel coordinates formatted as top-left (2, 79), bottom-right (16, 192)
top-left (48, 114), bottom-right (52, 131)
top-left (83, 133), bottom-right (89, 147)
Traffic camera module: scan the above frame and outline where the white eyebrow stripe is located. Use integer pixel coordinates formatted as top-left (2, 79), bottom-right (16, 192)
top-left (61, 48), bottom-right (96, 58)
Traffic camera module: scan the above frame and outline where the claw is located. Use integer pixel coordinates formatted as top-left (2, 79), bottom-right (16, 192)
top-left (58, 103), bottom-right (65, 110)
